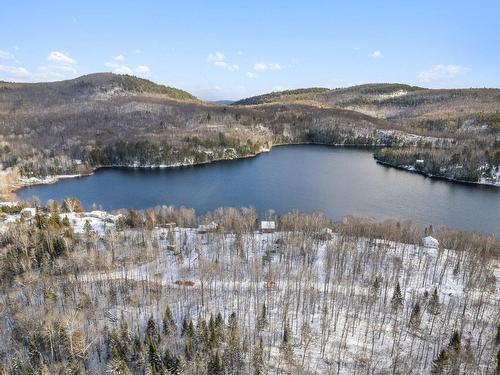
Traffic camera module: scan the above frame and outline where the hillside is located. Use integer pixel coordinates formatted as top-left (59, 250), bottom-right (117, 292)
top-left (234, 84), bottom-right (500, 137)
top-left (232, 87), bottom-right (330, 106)
top-left (0, 75), bottom-right (499, 194)
top-left (0, 73), bottom-right (196, 107)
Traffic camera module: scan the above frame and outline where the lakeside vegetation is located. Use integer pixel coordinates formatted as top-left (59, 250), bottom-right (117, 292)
top-left (374, 143), bottom-right (500, 184)
top-left (0, 200), bottom-right (498, 374)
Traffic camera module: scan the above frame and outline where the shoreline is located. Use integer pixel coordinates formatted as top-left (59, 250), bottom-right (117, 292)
top-left (10, 143), bottom-right (382, 194)
top-left (375, 159), bottom-right (500, 189)
top-left (9, 143), bottom-right (499, 197)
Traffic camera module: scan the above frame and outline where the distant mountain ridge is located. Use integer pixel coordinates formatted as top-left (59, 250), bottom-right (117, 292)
top-left (0, 73), bottom-right (498, 193)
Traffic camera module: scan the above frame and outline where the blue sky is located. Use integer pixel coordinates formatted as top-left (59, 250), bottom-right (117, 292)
top-left (1, 0), bottom-right (499, 100)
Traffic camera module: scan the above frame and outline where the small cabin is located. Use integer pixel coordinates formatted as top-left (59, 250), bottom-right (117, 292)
top-left (422, 236), bottom-right (439, 249)
top-left (197, 221), bottom-right (218, 234)
top-left (260, 220), bottom-right (276, 233)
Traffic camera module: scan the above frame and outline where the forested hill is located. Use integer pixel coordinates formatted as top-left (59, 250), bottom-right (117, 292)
top-left (0, 74), bottom-right (499, 193)
top-left (0, 73), bottom-right (196, 106)
top-left (233, 84), bottom-right (500, 136)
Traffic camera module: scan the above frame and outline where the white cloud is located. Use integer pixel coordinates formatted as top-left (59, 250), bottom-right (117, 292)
top-left (253, 62), bottom-right (281, 71)
top-left (38, 64), bottom-right (77, 74)
top-left (226, 63), bottom-right (239, 71)
top-left (34, 64), bottom-right (78, 80)
top-left (0, 64), bottom-right (80, 82)
top-left (105, 57), bottom-right (151, 75)
top-left (105, 61), bottom-right (133, 74)
top-left (246, 72), bottom-right (257, 79)
top-left (135, 65), bottom-right (150, 73)
top-left (207, 52), bottom-right (225, 63)
top-left (47, 51), bottom-right (76, 64)
top-left (207, 52), bottom-right (239, 71)
top-left (0, 51), bottom-right (80, 82)
top-left (0, 50), bottom-right (14, 60)
top-left (369, 50), bottom-right (383, 58)
top-left (0, 64), bottom-right (31, 78)
top-left (418, 64), bottom-right (467, 83)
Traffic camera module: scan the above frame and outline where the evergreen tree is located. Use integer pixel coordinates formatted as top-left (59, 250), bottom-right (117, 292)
top-left (62, 216), bottom-right (71, 227)
top-left (283, 321), bottom-right (290, 345)
top-left (187, 319), bottom-right (195, 339)
top-left (147, 339), bottom-right (163, 374)
top-left (146, 316), bottom-right (161, 344)
top-left (227, 312), bottom-right (241, 373)
top-left (208, 350), bottom-right (224, 375)
top-left (280, 321), bottom-right (294, 369)
top-left (391, 281), bottom-right (403, 310)
top-left (107, 357), bottom-right (132, 375)
top-left (253, 337), bottom-right (265, 375)
top-left (427, 288), bottom-right (441, 316)
top-left (448, 330), bottom-right (461, 353)
top-left (163, 306), bottom-right (176, 336)
top-left (83, 219), bottom-right (93, 236)
top-left (196, 316), bottom-right (210, 352)
top-left (209, 315), bottom-right (219, 349)
top-left (409, 302), bottom-right (422, 329)
top-left (130, 333), bottom-right (143, 369)
top-left (181, 316), bottom-right (189, 337)
top-left (163, 348), bottom-right (179, 374)
top-left (496, 348), bottom-right (500, 375)
top-left (372, 276), bottom-right (381, 294)
top-left (431, 349), bottom-right (449, 374)
top-left (215, 312), bottom-right (225, 341)
top-left (184, 340), bottom-right (194, 362)
top-left (257, 303), bottom-right (268, 330)
top-left (495, 325), bottom-right (500, 346)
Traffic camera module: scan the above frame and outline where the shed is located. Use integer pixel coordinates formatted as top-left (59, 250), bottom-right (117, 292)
top-left (260, 220), bottom-right (276, 233)
top-left (422, 236), bottom-right (439, 249)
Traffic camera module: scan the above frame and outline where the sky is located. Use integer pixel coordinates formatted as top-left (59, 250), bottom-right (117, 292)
top-left (1, 0), bottom-right (499, 100)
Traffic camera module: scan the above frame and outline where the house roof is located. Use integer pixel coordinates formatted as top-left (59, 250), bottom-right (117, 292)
top-left (260, 221), bottom-right (276, 229)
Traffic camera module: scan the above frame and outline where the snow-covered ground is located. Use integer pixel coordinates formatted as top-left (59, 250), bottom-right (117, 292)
top-left (18, 174), bottom-right (83, 187)
top-left (1, 204), bottom-right (497, 373)
top-left (0, 206), bottom-right (120, 235)
top-left (75, 226), bottom-right (499, 374)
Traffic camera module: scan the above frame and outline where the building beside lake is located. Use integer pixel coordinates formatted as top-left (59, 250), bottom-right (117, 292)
top-left (260, 220), bottom-right (276, 233)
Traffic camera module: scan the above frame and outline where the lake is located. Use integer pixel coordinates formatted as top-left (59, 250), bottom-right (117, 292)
top-left (17, 145), bottom-right (500, 235)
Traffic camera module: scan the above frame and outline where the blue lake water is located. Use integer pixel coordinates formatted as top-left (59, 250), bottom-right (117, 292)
top-left (18, 145), bottom-right (500, 235)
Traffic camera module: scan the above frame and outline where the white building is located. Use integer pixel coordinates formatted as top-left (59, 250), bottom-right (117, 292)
top-left (422, 236), bottom-right (439, 249)
top-left (197, 221), bottom-right (218, 233)
top-left (260, 220), bottom-right (276, 233)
